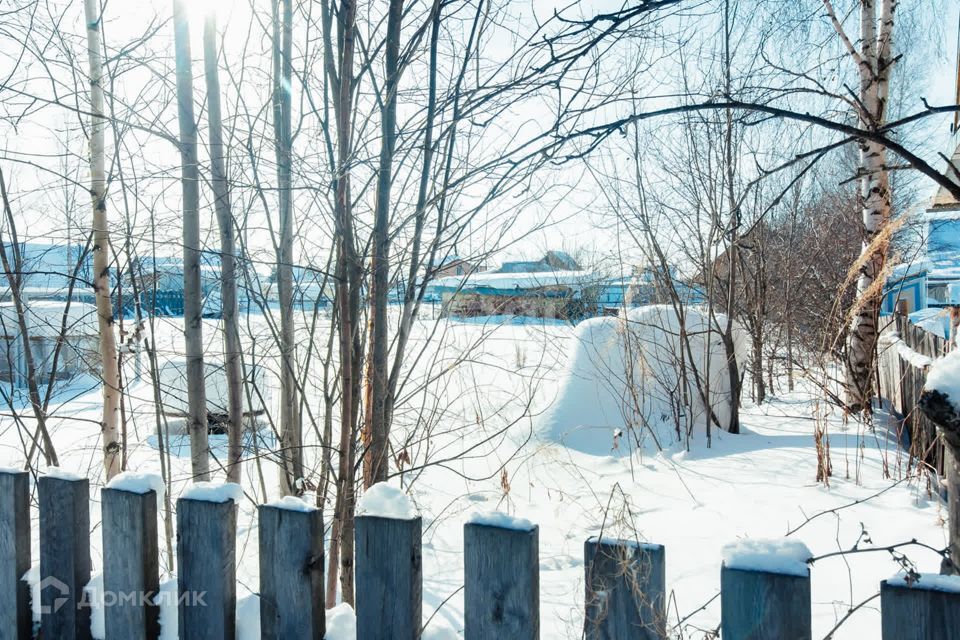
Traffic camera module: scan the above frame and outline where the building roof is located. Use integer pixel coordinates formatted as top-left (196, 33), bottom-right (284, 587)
top-left (930, 136), bottom-right (960, 211)
top-left (433, 270), bottom-right (598, 295)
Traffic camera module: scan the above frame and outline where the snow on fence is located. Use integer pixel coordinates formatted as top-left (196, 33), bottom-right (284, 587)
top-left (878, 314), bottom-right (952, 469)
top-left (1, 469), bottom-right (959, 640)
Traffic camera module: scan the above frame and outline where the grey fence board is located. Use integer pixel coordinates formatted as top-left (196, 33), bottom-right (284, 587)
top-left (101, 487), bottom-right (160, 640)
top-left (176, 497), bottom-right (237, 640)
top-left (464, 522), bottom-right (539, 640)
top-left (258, 504), bottom-right (324, 640)
top-left (0, 470), bottom-right (30, 640)
top-left (38, 474), bottom-right (91, 640)
top-left (720, 565), bottom-right (811, 640)
top-left (880, 579), bottom-right (960, 640)
top-left (355, 515), bottom-right (422, 640)
top-left (584, 538), bottom-right (666, 640)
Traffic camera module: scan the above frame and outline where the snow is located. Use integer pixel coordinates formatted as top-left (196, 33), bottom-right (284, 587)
top-left (265, 495), bottom-right (317, 512)
top-left (357, 482), bottom-right (417, 520)
top-left (179, 481), bottom-right (244, 503)
top-left (0, 311), bottom-right (947, 639)
top-left (106, 471), bottom-right (165, 500)
top-left (325, 604), bottom-right (357, 640)
top-left (588, 535), bottom-right (662, 551)
top-left (886, 572), bottom-right (960, 592)
top-left (721, 538), bottom-right (812, 577)
top-left (43, 466), bottom-right (85, 481)
top-left (85, 573), bottom-right (105, 639)
top-left (894, 338), bottom-right (934, 368)
top-left (156, 578), bottom-right (179, 640)
top-left (0, 464), bottom-right (24, 474)
top-left (467, 511), bottom-right (536, 531)
top-left (924, 348), bottom-right (960, 409)
top-left (237, 592), bottom-right (261, 640)
top-left (22, 565), bottom-right (39, 624)
top-left (541, 305), bottom-right (746, 453)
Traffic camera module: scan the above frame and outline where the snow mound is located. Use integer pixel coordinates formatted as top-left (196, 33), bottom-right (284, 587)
top-left (325, 603), bottom-right (357, 640)
top-left (357, 482), bottom-right (417, 519)
top-left (588, 535), bottom-right (662, 551)
top-left (887, 572), bottom-right (960, 592)
top-left (467, 511), bottom-right (535, 531)
top-left (107, 471), bottom-right (165, 500)
top-left (179, 482), bottom-right (243, 504)
top-left (265, 495), bottom-right (318, 512)
top-left (43, 466), bottom-right (85, 481)
top-left (721, 538), bottom-right (811, 577)
top-left (541, 305), bottom-right (745, 454)
top-left (924, 349), bottom-right (960, 410)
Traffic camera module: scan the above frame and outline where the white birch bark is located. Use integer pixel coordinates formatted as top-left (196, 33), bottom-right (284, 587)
top-left (826, 0), bottom-right (897, 410)
top-left (83, 0), bottom-right (122, 479)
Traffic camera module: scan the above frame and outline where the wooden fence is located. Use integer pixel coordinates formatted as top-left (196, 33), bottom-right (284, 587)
top-left (877, 313), bottom-right (953, 471)
top-left (1, 470), bottom-right (958, 640)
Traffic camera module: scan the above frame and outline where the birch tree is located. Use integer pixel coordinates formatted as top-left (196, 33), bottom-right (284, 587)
top-left (823, 0), bottom-right (898, 411)
top-left (83, 0), bottom-right (122, 479)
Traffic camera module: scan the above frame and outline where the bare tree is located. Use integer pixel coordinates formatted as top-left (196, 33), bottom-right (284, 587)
top-left (204, 10), bottom-right (243, 483)
top-left (83, 0), bottom-right (122, 478)
top-left (173, 0), bottom-right (209, 481)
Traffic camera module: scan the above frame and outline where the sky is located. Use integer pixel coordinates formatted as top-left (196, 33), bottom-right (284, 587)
top-left (0, 0), bottom-right (958, 277)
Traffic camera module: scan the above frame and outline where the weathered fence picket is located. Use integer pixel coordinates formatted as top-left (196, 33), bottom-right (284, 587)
top-left (354, 514), bottom-right (422, 640)
top-left (584, 537), bottom-right (666, 640)
top-left (720, 564), bottom-right (812, 640)
top-left (464, 519), bottom-right (539, 640)
top-left (38, 473), bottom-right (91, 640)
top-left (880, 577), bottom-right (960, 640)
top-left (0, 470), bottom-right (30, 640)
top-left (176, 495), bottom-right (237, 640)
top-left (258, 502), bottom-right (325, 640)
top-left (101, 486), bottom-right (160, 640)
top-left (3, 468), bottom-right (960, 637)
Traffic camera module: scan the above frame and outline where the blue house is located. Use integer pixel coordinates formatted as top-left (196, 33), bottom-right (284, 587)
top-left (882, 140), bottom-right (960, 337)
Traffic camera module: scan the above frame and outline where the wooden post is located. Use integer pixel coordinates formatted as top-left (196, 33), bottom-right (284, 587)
top-left (720, 565), bottom-right (811, 640)
top-left (176, 496), bottom-right (236, 640)
top-left (38, 474), bottom-right (91, 640)
top-left (0, 470), bottom-right (31, 640)
top-left (880, 578), bottom-right (960, 639)
top-left (354, 515), bottom-right (422, 640)
top-left (101, 487), bottom-right (160, 640)
top-left (464, 521), bottom-right (539, 640)
top-left (584, 537), bottom-right (666, 640)
top-left (258, 503), bottom-right (325, 639)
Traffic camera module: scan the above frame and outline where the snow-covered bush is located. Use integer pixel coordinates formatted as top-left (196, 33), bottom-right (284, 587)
top-left (540, 305), bottom-right (746, 454)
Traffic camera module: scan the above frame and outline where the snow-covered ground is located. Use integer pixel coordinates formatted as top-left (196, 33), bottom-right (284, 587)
top-left (0, 311), bottom-right (946, 639)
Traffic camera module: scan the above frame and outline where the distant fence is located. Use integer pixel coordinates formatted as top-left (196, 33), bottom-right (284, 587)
top-left (878, 314), bottom-right (952, 471)
top-left (1, 470), bottom-right (958, 640)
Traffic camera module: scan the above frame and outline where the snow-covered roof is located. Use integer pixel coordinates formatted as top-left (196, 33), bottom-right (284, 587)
top-left (889, 251), bottom-right (960, 282)
top-left (931, 136), bottom-right (960, 211)
top-left (433, 270), bottom-right (598, 293)
top-left (0, 301), bottom-right (97, 338)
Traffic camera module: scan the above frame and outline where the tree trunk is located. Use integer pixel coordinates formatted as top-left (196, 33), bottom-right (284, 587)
top-left (833, 0), bottom-right (896, 412)
top-left (172, 0), bottom-right (209, 481)
top-left (203, 13), bottom-right (244, 484)
top-left (0, 170), bottom-right (58, 467)
top-left (363, 0), bottom-right (403, 488)
top-left (325, 0), bottom-right (360, 607)
top-left (84, 0), bottom-right (122, 479)
top-left (273, 0), bottom-right (302, 496)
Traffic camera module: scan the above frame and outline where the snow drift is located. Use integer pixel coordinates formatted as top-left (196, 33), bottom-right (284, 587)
top-left (540, 305), bottom-right (744, 454)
